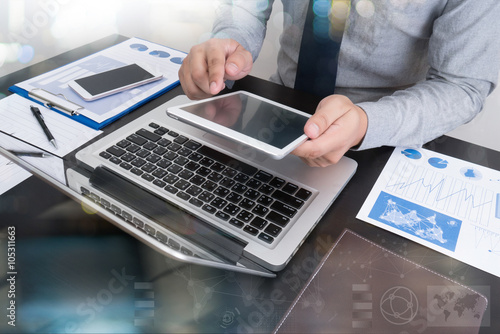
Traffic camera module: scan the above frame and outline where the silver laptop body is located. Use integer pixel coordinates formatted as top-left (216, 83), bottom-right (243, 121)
top-left (70, 95), bottom-right (357, 275)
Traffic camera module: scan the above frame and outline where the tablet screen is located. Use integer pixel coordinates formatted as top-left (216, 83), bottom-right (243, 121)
top-left (179, 93), bottom-right (309, 149)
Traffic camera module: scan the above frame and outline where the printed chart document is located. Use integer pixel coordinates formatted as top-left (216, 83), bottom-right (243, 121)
top-left (357, 147), bottom-right (500, 278)
top-left (9, 37), bottom-right (185, 129)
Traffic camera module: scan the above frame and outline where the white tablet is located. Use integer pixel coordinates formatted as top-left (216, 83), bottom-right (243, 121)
top-left (68, 63), bottom-right (163, 101)
top-left (167, 91), bottom-right (310, 159)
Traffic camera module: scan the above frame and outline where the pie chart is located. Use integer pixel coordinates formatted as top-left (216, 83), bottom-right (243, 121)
top-left (401, 149), bottom-right (422, 160)
top-left (428, 157), bottom-right (448, 169)
top-left (170, 57), bottom-right (184, 65)
top-left (130, 43), bottom-right (148, 51)
top-left (149, 50), bottom-right (170, 58)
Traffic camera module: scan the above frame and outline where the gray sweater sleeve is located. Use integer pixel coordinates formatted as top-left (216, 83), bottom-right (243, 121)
top-left (357, 1), bottom-right (500, 150)
top-left (211, 0), bottom-right (275, 62)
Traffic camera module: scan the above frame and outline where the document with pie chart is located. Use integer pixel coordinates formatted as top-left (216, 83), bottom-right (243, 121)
top-left (357, 147), bottom-right (500, 278)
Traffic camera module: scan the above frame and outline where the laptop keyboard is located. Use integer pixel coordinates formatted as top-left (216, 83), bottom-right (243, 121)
top-left (97, 122), bottom-right (314, 245)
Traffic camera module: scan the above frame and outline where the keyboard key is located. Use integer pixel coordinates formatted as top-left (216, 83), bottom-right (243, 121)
top-left (271, 190), bottom-right (304, 209)
top-left (116, 139), bottom-right (131, 148)
top-left (215, 211), bottom-right (230, 221)
top-left (106, 146), bottom-right (126, 157)
top-left (282, 182), bottom-right (299, 194)
top-left (252, 204), bottom-right (269, 216)
top-left (109, 157), bottom-right (121, 164)
top-left (153, 179), bottom-right (166, 188)
top-left (149, 122), bottom-right (160, 129)
top-left (244, 189), bottom-right (260, 200)
top-left (264, 223), bottom-right (282, 237)
top-left (211, 162), bottom-right (225, 172)
top-left (99, 151), bottom-right (111, 159)
top-left (190, 175), bottom-right (205, 186)
top-left (174, 179), bottom-right (190, 190)
top-left (198, 191), bottom-right (215, 203)
top-left (141, 163), bottom-right (157, 173)
top-left (119, 162), bottom-right (132, 170)
top-left (174, 135), bottom-right (189, 144)
top-left (153, 147), bottom-right (168, 156)
top-left (236, 210), bottom-right (253, 223)
top-left (269, 177), bottom-right (286, 189)
top-left (234, 173), bottom-right (249, 183)
top-left (226, 192), bottom-right (242, 204)
top-left (202, 204), bottom-right (216, 214)
top-left (131, 157), bottom-right (146, 167)
top-left (259, 184), bottom-right (274, 195)
top-left (126, 144), bottom-right (140, 153)
top-left (258, 233), bottom-right (274, 244)
top-left (243, 225), bottom-right (259, 236)
top-left (136, 149), bottom-right (151, 158)
top-left (196, 166), bottom-right (212, 177)
top-left (240, 198), bottom-right (255, 210)
top-left (130, 167), bottom-right (143, 176)
top-left (157, 159), bottom-right (172, 169)
top-left (257, 195), bottom-right (273, 206)
top-left (223, 203), bottom-right (240, 215)
top-left (152, 168), bottom-right (167, 179)
top-left (232, 183), bottom-right (248, 194)
top-left (270, 202), bottom-right (297, 218)
top-left (184, 140), bottom-right (202, 150)
top-left (186, 185), bottom-right (202, 197)
top-left (246, 178), bottom-right (262, 189)
top-left (137, 128), bottom-right (161, 142)
top-left (127, 134), bottom-right (148, 146)
top-left (163, 174), bottom-right (179, 184)
top-left (250, 216), bottom-right (267, 229)
top-left (211, 197), bottom-right (227, 209)
top-left (266, 211), bottom-right (290, 227)
top-left (165, 185), bottom-right (178, 194)
top-left (141, 173), bottom-right (154, 182)
top-left (213, 186), bottom-right (229, 198)
top-left (176, 191), bottom-right (191, 201)
top-left (189, 197), bottom-right (203, 207)
top-left (177, 147), bottom-right (192, 157)
top-left (254, 170), bottom-right (273, 183)
top-left (167, 164), bottom-right (183, 174)
top-left (157, 138), bottom-right (171, 147)
top-left (295, 188), bottom-right (312, 201)
top-left (178, 169), bottom-right (194, 180)
top-left (229, 218), bottom-right (244, 228)
top-left (143, 142), bottom-right (158, 151)
top-left (168, 142), bottom-right (182, 151)
top-left (122, 153), bottom-right (136, 162)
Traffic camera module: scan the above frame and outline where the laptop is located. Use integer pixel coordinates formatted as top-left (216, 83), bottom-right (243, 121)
top-left (9, 93), bottom-right (356, 277)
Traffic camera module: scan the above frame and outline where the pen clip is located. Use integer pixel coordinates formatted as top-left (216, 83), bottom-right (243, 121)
top-left (29, 88), bottom-right (83, 116)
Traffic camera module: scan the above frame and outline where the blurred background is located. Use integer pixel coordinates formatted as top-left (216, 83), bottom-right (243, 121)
top-left (1, 0), bottom-right (498, 152)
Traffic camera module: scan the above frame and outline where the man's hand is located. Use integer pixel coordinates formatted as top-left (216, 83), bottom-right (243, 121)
top-left (179, 38), bottom-right (253, 100)
top-left (292, 95), bottom-right (368, 167)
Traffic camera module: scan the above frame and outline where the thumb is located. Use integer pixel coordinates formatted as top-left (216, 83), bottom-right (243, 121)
top-left (224, 44), bottom-right (253, 80)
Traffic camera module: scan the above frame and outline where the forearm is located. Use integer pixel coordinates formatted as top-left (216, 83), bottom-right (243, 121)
top-left (356, 74), bottom-right (492, 150)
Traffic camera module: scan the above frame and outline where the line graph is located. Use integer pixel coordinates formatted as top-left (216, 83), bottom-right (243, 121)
top-left (385, 160), bottom-right (494, 227)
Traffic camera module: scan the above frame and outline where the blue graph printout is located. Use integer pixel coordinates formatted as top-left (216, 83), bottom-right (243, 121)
top-left (357, 147), bottom-right (500, 278)
top-left (368, 191), bottom-right (462, 251)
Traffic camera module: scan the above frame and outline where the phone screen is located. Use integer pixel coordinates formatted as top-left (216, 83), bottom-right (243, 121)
top-left (74, 64), bottom-right (155, 96)
top-left (179, 93), bottom-right (309, 149)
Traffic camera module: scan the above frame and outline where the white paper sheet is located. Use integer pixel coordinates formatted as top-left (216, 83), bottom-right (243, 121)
top-left (357, 147), bottom-right (500, 278)
top-left (0, 94), bottom-right (102, 192)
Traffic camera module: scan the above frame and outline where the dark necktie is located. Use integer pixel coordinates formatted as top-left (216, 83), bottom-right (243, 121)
top-left (294, 0), bottom-right (350, 98)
